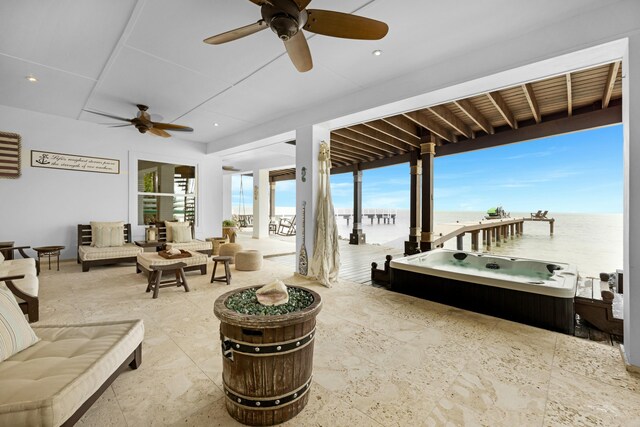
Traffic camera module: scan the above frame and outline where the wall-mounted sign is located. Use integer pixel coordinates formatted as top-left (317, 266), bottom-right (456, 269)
top-left (31, 150), bottom-right (119, 174)
top-left (0, 131), bottom-right (21, 179)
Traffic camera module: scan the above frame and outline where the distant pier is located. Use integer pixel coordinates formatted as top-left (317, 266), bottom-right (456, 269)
top-left (430, 216), bottom-right (555, 251)
top-left (336, 208), bottom-right (397, 226)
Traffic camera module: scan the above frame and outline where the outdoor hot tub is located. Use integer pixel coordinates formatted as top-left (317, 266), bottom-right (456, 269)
top-left (389, 249), bottom-right (578, 334)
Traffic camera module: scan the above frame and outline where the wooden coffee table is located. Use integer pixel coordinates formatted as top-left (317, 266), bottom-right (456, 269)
top-left (33, 246), bottom-right (65, 272)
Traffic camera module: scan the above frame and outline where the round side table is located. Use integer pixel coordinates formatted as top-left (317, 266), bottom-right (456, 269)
top-left (33, 246), bottom-right (65, 272)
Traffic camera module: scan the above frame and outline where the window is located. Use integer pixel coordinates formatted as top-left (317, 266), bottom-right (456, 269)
top-left (137, 160), bottom-right (196, 225)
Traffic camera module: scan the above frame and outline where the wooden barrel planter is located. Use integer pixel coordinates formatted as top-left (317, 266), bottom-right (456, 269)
top-left (214, 285), bottom-right (322, 426)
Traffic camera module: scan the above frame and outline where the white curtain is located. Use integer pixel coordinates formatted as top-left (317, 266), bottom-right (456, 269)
top-left (309, 142), bottom-right (340, 287)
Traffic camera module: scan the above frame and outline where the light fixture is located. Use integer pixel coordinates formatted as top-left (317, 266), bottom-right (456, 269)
top-left (25, 74), bottom-right (38, 83)
top-left (214, 122), bottom-right (219, 127)
top-left (372, 49), bottom-right (382, 56)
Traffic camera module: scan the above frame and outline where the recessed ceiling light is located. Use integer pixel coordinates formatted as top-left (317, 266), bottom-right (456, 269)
top-left (372, 50), bottom-right (382, 56)
top-left (25, 75), bottom-right (38, 83)
top-left (214, 123), bottom-right (219, 127)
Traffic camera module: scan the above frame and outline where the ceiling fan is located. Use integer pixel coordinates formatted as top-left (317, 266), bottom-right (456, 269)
top-left (203, 0), bottom-right (389, 73)
top-left (83, 104), bottom-right (194, 138)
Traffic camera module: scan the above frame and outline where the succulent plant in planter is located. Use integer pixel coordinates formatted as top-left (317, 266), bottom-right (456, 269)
top-left (222, 219), bottom-right (238, 243)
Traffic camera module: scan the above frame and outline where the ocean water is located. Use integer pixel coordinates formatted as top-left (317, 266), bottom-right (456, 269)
top-left (334, 210), bottom-right (623, 277)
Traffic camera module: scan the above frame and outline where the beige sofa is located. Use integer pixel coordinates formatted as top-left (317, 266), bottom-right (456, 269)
top-left (77, 224), bottom-right (143, 272)
top-left (0, 246), bottom-right (39, 322)
top-left (0, 320), bottom-right (144, 426)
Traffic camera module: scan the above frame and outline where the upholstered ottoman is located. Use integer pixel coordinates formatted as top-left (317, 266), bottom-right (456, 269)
top-left (136, 250), bottom-right (207, 276)
top-left (235, 250), bottom-right (263, 271)
top-left (218, 243), bottom-right (242, 264)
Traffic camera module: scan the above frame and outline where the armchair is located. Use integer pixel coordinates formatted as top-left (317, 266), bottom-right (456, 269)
top-left (0, 246), bottom-right (40, 322)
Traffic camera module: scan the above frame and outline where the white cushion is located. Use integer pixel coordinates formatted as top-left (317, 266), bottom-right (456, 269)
top-left (137, 250), bottom-right (207, 270)
top-left (166, 240), bottom-right (212, 252)
top-left (0, 320), bottom-right (144, 427)
top-left (0, 275), bottom-right (38, 301)
top-left (172, 225), bottom-right (192, 243)
top-left (0, 287), bottom-right (40, 363)
top-left (90, 221), bottom-right (125, 247)
top-left (78, 243), bottom-right (142, 261)
top-left (93, 225), bottom-right (125, 248)
top-left (1, 258), bottom-right (35, 270)
top-left (0, 252), bottom-right (4, 264)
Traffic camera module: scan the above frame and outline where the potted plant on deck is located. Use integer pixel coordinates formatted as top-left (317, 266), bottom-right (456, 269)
top-left (222, 219), bottom-right (238, 243)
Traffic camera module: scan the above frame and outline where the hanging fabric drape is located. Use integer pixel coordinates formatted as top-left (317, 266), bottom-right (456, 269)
top-left (309, 142), bottom-right (340, 287)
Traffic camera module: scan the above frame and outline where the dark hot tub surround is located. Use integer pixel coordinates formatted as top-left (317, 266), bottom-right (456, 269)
top-left (389, 249), bottom-right (577, 334)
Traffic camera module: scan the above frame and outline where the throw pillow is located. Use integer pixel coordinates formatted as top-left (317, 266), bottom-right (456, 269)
top-left (93, 225), bottom-right (125, 248)
top-left (90, 221), bottom-right (125, 247)
top-left (164, 221), bottom-right (181, 242)
top-left (0, 251), bottom-right (4, 263)
top-left (172, 225), bottom-right (193, 243)
top-left (0, 287), bottom-right (40, 362)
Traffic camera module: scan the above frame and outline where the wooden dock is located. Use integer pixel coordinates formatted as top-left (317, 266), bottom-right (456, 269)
top-left (429, 216), bottom-right (554, 250)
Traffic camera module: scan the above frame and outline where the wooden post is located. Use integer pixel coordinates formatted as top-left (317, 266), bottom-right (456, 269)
top-left (471, 231), bottom-right (479, 251)
top-left (456, 233), bottom-right (464, 250)
top-left (482, 229), bottom-right (487, 245)
top-left (420, 136), bottom-right (436, 252)
top-left (510, 223), bottom-right (514, 239)
top-left (349, 165), bottom-right (366, 245)
top-left (405, 150), bottom-right (421, 255)
top-left (487, 228), bottom-right (492, 249)
top-left (269, 181), bottom-right (276, 220)
top-left (550, 219), bottom-right (555, 235)
top-left (496, 227), bottom-right (501, 247)
top-left (503, 225), bottom-right (508, 243)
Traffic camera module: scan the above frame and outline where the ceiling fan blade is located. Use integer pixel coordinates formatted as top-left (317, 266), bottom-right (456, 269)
top-left (293, 0), bottom-right (312, 10)
top-left (304, 10), bottom-right (389, 40)
top-left (108, 124), bottom-right (133, 128)
top-left (152, 122), bottom-right (194, 132)
top-left (248, 0), bottom-right (267, 5)
top-left (284, 31), bottom-right (313, 72)
top-left (147, 128), bottom-right (171, 138)
top-left (83, 110), bottom-right (132, 123)
top-left (204, 20), bottom-right (267, 45)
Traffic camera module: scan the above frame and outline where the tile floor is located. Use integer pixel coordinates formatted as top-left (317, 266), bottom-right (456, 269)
top-left (34, 258), bottom-right (640, 426)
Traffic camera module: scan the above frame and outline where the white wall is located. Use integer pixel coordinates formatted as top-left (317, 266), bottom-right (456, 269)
top-left (0, 104), bottom-right (223, 260)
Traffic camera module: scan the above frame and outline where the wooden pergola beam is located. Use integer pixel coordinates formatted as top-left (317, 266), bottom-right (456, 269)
top-left (382, 115), bottom-right (421, 140)
top-left (437, 105), bottom-right (621, 157)
top-left (522, 83), bottom-right (541, 123)
top-left (331, 146), bottom-right (372, 163)
top-left (566, 73), bottom-right (573, 117)
top-left (331, 140), bottom-right (382, 161)
top-left (487, 91), bottom-right (517, 129)
top-left (347, 124), bottom-right (414, 151)
top-left (403, 111), bottom-right (454, 143)
top-left (453, 99), bottom-right (494, 135)
top-left (363, 120), bottom-right (421, 148)
top-left (333, 128), bottom-right (403, 154)
top-left (603, 61), bottom-right (621, 109)
top-left (428, 105), bottom-right (473, 139)
top-left (331, 152), bottom-right (412, 175)
top-left (331, 133), bottom-right (391, 157)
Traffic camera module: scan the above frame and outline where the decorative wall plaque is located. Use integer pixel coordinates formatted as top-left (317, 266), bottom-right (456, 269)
top-left (31, 150), bottom-right (119, 174)
top-left (0, 132), bottom-right (21, 179)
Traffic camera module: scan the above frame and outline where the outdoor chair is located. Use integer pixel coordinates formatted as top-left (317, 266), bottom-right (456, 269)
top-left (530, 210), bottom-right (542, 218)
top-left (540, 210), bottom-right (549, 218)
top-left (277, 216), bottom-right (296, 236)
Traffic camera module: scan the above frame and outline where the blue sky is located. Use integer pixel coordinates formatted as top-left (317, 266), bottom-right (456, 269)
top-left (233, 124), bottom-right (622, 213)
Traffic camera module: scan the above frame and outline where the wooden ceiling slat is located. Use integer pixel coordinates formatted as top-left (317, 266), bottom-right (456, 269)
top-left (331, 130), bottom-right (399, 155)
top-left (403, 111), bottom-right (454, 143)
top-left (363, 120), bottom-right (421, 148)
top-left (522, 83), bottom-right (541, 123)
top-left (428, 105), bottom-right (473, 139)
top-left (487, 91), bottom-right (517, 129)
top-left (603, 61), bottom-right (621, 108)
top-left (330, 143), bottom-right (377, 162)
top-left (330, 139), bottom-right (383, 159)
top-left (347, 124), bottom-right (414, 151)
top-left (453, 99), bottom-right (494, 135)
top-left (382, 115), bottom-right (421, 139)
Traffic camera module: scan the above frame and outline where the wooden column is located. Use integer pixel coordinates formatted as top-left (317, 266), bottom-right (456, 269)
top-left (471, 231), bottom-right (479, 251)
top-left (405, 150), bottom-right (421, 255)
top-left (550, 219), bottom-right (555, 235)
top-left (486, 228), bottom-right (492, 249)
top-left (349, 165), bottom-right (366, 245)
top-left (269, 181), bottom-right (276, 220)
top-left (482, 229), bottom-right (487, 245)
top-left (456, 234), bottom-right (464, 250)
top-left (420, 137), bottom-right (436, 252)
top-left (496, 227), bottom-right (501, 247)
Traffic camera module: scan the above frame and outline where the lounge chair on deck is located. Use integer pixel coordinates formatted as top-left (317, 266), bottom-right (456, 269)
top-left (277, 216), bottom-right (296, 236)
top-left (530, 210), bottom-right (542, 218)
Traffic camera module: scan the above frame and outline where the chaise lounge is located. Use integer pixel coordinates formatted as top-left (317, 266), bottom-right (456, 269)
top-left (0, 246), bottom-right (39, 322)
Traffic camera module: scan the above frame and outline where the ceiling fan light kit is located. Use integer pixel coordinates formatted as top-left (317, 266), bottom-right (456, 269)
top-left (204, 0), bottom-right (389, 73)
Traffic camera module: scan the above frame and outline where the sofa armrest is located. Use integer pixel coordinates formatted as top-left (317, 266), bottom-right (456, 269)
top-left (1, 246), bottom-right (32, 259)
top-left (0, 274), bottom-right (26, 282)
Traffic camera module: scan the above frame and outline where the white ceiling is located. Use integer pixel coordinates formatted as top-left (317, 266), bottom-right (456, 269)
top-left (0, 0), bottom-right (621, 149)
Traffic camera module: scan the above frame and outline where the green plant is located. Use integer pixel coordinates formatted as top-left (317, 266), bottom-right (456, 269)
top-left (222, 219), bottom-right (237, 227)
